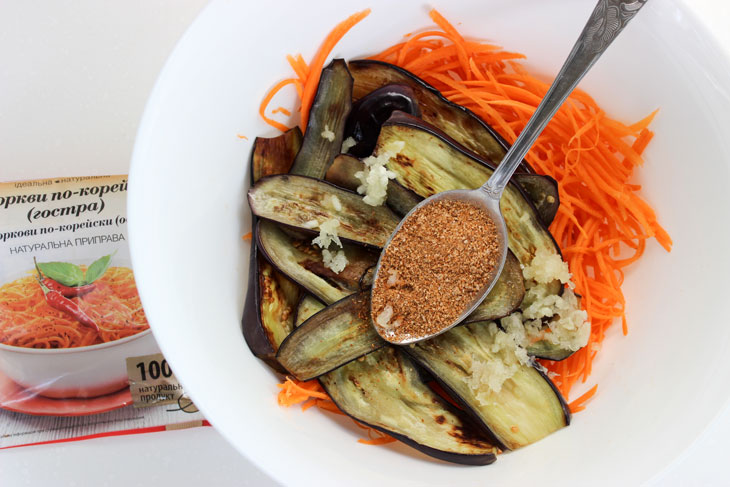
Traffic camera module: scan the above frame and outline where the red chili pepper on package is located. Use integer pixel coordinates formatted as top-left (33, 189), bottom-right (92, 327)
top-left (42, 278), bottom-right (96, 297)
top-left (36, 278), bottom-right (100, 332)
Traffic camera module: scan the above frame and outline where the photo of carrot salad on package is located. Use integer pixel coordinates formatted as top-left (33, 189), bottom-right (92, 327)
top-left (0, 255), bottom-right (149, 349)
top-left (241, 5), bottom-right (671, 465)
top-left (0, 174), bottom-right (200, 432)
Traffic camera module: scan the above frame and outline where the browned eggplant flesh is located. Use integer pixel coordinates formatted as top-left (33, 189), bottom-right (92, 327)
top-left (248, 175), bottom-right (399, 249)
top-left (320, 347), bottom-right (498, 465)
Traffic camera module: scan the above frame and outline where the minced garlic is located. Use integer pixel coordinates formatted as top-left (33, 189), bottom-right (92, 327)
top-left (320, 124), bottom-right (335, 142)
top-left (312, 218), bottom-right (342, 249)
top-left (341, 136), bottom-right (357, 153)
top-left (309, 217), bottom-right (349, 274)
top-left (526, 289), bottom-right (590, 351)
top-left (376, 304), bottom-right (394, 328)
top-left (322, 248), bottom-right (348, 273)
top-left (463, 249), bottom-right (591, 396)
top-left (301, 219), bottom-right (319, 229)
top-left (324, 194), bottom-right (342, 212)
top-left (354, 140), bottom-right (404, 206)
top-left (386, 269), bottom-right (398, 286)
top-left (464, 321), bottom-right (530, 398)
top-left (520, 250), bottom-right (590, 352)
top-left (522, 247), bottom-right (573, 287)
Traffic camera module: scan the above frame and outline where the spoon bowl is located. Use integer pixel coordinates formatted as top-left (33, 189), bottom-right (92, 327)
top-left (370, 0), bottom-right (649, 344)
top-left (370, 188), bottom-right (509, 345)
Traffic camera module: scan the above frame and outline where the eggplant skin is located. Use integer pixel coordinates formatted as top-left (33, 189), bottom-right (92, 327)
top-left (241, 235), bottom-right (287, 373)
top-left (364, 421), bottom-right (496, 466)
top-left (242, 130), bottom-right (305, 373)
top-left (251, 127), bottom-right (303, 184)
top-left (241, 222), bottom-right (298, 373)
top-left (319, 347), bottom-right (498, 465)
top-left (349, 59), bottom-right (532, 173)
top-left (536, 364), bottom-right (572, 427)
top-left (324, 154), bottom-right (361, 192)
top-left (513, 173), bottom-right (561, 227)
top-left (527, 340), bottom-right (576, 361)
top-left (290, 59), bottom-right (352, 179)
top-left (466, 251), bottom-right (524, 324)
top-left (344, 83), bottom-right (421, 157)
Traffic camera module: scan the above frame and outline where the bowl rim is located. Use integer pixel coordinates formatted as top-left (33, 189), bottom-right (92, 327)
top-left (0, 328), bottom-right (153, 355)
top-left (127, 0), bottom-right (730, 485)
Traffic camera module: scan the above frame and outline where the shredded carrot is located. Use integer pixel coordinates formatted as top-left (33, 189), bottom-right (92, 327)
top-left (237, 134), bottom-right (249, 140)
top-left (272, 106), bottom-right (292, 117)
top-left (259, 10), bottom-right (371, 133)
top-left (277, 377), bottom-right (329, 405)
top-left (568, 385), bottom-right (598, 413)
top-left (298, 9), bottom-right (370, 130)
top-left (370, 9), bottom-right (671, 400)
top-left (358, 435), bottom-right (397, 445)
top-left (259, 78), bottom-right (299, 132)
top-left (265, 7), bottom-right (670, 429)
top-left (277, 377), bottom-right (393, 444)
top-left (0, 268), bottom-right (149, 348)
top-left (241, 232), bottom-right (252, 242)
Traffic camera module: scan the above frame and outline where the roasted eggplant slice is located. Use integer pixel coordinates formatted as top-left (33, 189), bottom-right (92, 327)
top-left (294, 294), bottom-right (325, 327)
top-left (242, 131), bottom-right (305, 372)
top-left (344, 84), bottom-right (420, 157)
top-left (324, 154), bottom-right (361, 192)
top-left (514, 174), bottom-right (560, 227)
top-left (290, 59), bottom-right (352, 178)
top-left (349, 60), bottom-right (532, 173)
top-left (255, 260), bottom-right (300, 349)
top-left (320, 347), bottom-right (498, 465)
top-left (405, 323), bottom-right (570, 451)
top-left (325, 154), bottom-right (422, 216)
top-left (249, 175), bottom-right (399, 248)
top-left (277, 292), bottom-right (385, 381)
top-left (252, 127), bottom-right (303, 182)
top-left (466, 251), bottom-right (524, 323)
top-left (375, 112), bottom-right (562, 295)
top-left (257, 220), bottom-right (377, 304)
top-left (242, 240), bottom-right (288, 372)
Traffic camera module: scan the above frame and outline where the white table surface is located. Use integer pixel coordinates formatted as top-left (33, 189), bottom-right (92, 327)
top-left (1, 1), bottom-right (729, 485)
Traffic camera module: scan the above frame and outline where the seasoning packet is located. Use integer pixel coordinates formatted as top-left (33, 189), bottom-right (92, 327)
top-left (0, 175), bottom-right (205, 448)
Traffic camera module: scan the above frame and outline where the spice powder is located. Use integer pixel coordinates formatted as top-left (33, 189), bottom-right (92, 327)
top-left (371, 199), bottom-right (501, 342)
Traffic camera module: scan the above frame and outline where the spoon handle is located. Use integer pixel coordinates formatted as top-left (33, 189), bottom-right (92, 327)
top-left (481, 0), bottom-right (648, 198)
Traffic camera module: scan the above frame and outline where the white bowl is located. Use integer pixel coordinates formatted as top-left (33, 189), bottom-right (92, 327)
top-left (0, 264), bottom-right (160, 399)
top-left (128, 0), bottom-right (730, 485)
top-left (0, 330), bottom-right (158, 399)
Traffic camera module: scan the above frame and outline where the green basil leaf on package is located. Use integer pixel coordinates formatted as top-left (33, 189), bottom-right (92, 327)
top-left (85, 254), bottom-right (113, 284)
top-left (37, 261), bottom-right (85, 287)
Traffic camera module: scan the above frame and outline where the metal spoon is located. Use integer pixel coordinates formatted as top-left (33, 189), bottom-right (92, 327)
top-left (371, 0), bottom-right (648, 345)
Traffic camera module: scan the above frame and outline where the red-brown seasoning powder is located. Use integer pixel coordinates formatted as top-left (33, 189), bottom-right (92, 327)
top-left (371, 200), bottom-right (500, 342)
